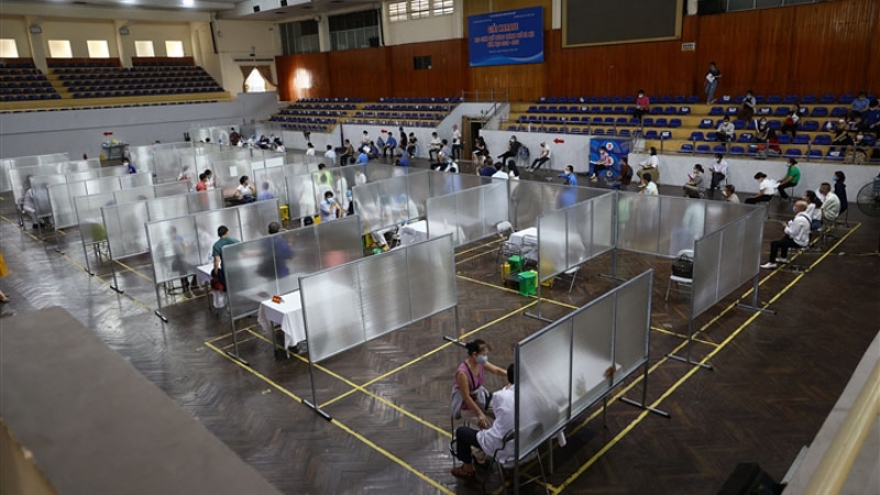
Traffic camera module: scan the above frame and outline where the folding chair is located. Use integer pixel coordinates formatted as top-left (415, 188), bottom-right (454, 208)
top-left (482, 428), bottom-right (550, 495)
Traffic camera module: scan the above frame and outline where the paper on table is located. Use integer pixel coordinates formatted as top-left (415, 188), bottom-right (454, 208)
top-left (229, 166), bottom-right (238, 177)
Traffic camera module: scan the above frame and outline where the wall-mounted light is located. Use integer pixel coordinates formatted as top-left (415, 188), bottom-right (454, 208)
top-left (28, 25), bottom-right (43, 34)
top-left (182, 0), bottom-right (195, 7)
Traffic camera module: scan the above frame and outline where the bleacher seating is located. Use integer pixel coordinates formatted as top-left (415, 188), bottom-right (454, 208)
top-left (506, 92), bottom-right (880, 164)
top-left (0, 63), bottom-right (61, 102)
top-left (268, 97), bottom-right (460, 133)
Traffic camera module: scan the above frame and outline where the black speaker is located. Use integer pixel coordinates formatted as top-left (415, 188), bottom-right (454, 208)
top-left (253, 5), bottom-right (261, 13)
top-left (368, 36), bottom-right (379, 47)
top-left (698, 0), bottom-right (724, 15)
top-left (280, 0), bottom-right (288, 5)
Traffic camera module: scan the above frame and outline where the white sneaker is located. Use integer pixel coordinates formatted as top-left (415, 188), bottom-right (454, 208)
top-left (760, 262), bottom-right (778, 269)
top-left (776, 257), bottom-right (790, 263)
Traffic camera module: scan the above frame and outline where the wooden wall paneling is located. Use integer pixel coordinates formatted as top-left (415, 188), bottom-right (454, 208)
top-left (327, 47), bottom-right (390, 101)
top-left (388, 39), bottom-right (464, 98)
top-left (869, 0), bottom-right (880, 91)
top-left (274, 53), bottom-right (331, 101)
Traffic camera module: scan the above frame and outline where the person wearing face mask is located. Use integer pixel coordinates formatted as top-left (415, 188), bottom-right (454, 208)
top-left (497, 135), bottom-right (522, 164)
top-left (319, 191), bottom-right (343, 222)
top-left (450, 339), bottom-right (508, 432)
top-left (745, 172), bottom-right (776, 204)
top-left (633, 89), bottom-right (650, 123)
top-left (739, 90), bottom-right (757, 122)
top-left (761, 200), bottom-right (811, 269)
top-left (829, 120), bottom-right (854, 153)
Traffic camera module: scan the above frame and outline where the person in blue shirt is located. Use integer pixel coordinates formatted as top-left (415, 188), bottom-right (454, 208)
top-left (356, 148), bottom-right (370, 164)
top-left (396, 154), bottom-right (410, 167)
top-left (268, 222), bottom-right (292, 278)
top-left (559, 165), bottom-right (578, 186)
top-left (479, 158), bottom-right (497, 177)
top-left (850, 91), bottom-right (870, 120)
top-left (257, 182), bottom-right (275, 202)
top-left (858, 99), bottom-right (880, 136)
top-left (383, 134), bottom-right (397, 159)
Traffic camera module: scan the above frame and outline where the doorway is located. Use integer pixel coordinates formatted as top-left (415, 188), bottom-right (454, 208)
top-left (462, 117), bottom-right (483, 161)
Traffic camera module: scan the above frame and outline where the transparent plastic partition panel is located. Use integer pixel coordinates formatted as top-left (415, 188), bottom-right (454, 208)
top-left (285, 174), bottom-right (317, 220)
top-left (252, 166), bottom-right (286, 204)
top-left (275, 227), bottom-right (321, 295)
top-left (611, 272), bottom-right (652, 386)
top-left (121, 173), bottom-right (153, 189)
top-left (128, 145), bottom-right (155, 175)
top-left (740, 209), bottom-right (764, 281)
top-left (97, 165), bottom-right (129, 177)
top-left (717, 219), bottom-right (747, 299)
top-left (456, 187), bottom-right (484, 245)
top-left (538, 209), bottom-right (568, 283)
top-left (591, 193), bottom-right (616, 256)
top-left (64, 159), bottom-right (97, 173)
top-left (566, 200), bottom-right (593, 270)
top-left (224, 239), bottom-right (278, 320)
top-left (147, 217), bottom-right (199, 285)
top-left (312, 169), bottom-right (336, 209)
top-left (426, 194), bottom-right (459, 245)
top-left (301, 264), bottom-right (364, 363)
top-left (85, 176), bottom-right (121, 196)
top-left (406, 171), bottom-right (431, 218)
top-left (359, 250), bottom-right (412, 341)
top-left (482, 181), bottom-right (510, 237)
top-left (76, 193), bottom-right (115, 245)
top-left (659, 197), bottom-right (705, 257)
top-left (30, 175), bottom-right (67, 219)
top-left (48, 183), bottom-right (78, 229)
top-left (365, 163), bottom-right (395, 182)
top-left (239, 199), bottom-right (281, 241)
top-left (518, 320), bottom-right (573, 458)
top-left (66, 169), bottom-right (100, 183)
top-left (352, 182), bottom-right (383, 234)
top-left (186, 189), bottom-right (223, 213)
top-left (317, 215), bottom-right (363, 269)
top-left (213, 159), bottom-right (252, 199)
top-left (406, 235), bottom-right (456, 319)
top-left (147, 195), bottom-right (188, 222)
top-left (193, 209), bottom-right (242, 264)
top-left (114, 186), bottom-right (155, 205)
top-left (103, 202), bottom-right (150, 259)
top-left (704, 200), bottom-right (747, 235)
top-left (264, 154), bottom-right (285, 169)
top-left (570, 296), bottom-right (614, 415)
top-left (153, 149), bottom-right (181, 184)
top-left (509, 181), bottom-right (543, 231)
top-left (8, 165), bottom-right (56, 203)
top-left (380, 176), bottom-right (410, 228)
top-left (616, 192), bottom-right (660, 254)
top-left (331, 168), bottom-right (354, 214)
top-left (692, 230), bottom-right (723, 317)
top-left (154, 182), bottom-right (189, 198)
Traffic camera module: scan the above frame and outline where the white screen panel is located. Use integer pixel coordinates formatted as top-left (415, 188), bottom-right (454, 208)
top-left (302, 264), bottom-right (364, 363)
top-left (612, 273), bottom-right (652, 385)
top-left (570, 296), bottom-right (614, 414)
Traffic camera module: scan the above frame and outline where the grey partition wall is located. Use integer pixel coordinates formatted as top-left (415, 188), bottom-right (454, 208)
top-left (616, 193), bottom-right (709, 258)
top-left (186, 189), bottom-right (224, 213)
top-left (74, 192), bottom-right (116, 275)
top-left (28, 175), bottom-right (68, 222)
top-left (0, 153), bottom-right (69, 192)
top-left (296, 234), bottom-right (457, 418)
top-left (514, 270), bottom-right (664, 483)
top-left (112, 182), bottom-right (189, 204)
top-left (120, 173), bottom-right (154, 190)
top-left (210, 159), bottom-right (253, 198)
top-left (508, 181), bottom-right (608, 231)
top-left (537, 192), bottom-right (617, 283)
top-left (102, 202), bottom-right (151, 261)
top-left (426, 181), bottom-right (510, 247)
top-left (252, 163), bottom-right (310, 203)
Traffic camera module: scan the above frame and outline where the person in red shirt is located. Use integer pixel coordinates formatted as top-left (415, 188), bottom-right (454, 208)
top-left (194, 173), bottom-right (208, 192)
top-left (633, 90), bottom-right (650, 123)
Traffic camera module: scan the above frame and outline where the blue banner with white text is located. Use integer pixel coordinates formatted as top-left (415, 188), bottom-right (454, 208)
top-left (468, 7), bottom-right (544, 67)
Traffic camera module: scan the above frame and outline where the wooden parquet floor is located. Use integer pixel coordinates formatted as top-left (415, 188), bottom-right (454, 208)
top-left (1, 165), bottom-right (878, 495)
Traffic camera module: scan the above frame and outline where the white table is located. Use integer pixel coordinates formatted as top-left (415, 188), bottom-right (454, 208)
top-left (400, 220), bottom-right (429, 246)
top-left (508, 227), bottom-right (539, 261)
top-left (196, 263), bottom-right (214, 287)
top-left (196, 262), bottom-right (227, 310)
top-left (257, 290), bottom-right (305, 350)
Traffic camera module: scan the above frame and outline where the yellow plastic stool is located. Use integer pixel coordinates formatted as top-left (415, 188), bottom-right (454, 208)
top-left (279, 205), bottom-right (290, 221)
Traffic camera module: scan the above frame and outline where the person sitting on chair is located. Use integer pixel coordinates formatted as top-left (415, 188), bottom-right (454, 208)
top-left (716, 116), bottom-right (735, 143)
top-left (682, 164), bottom-right (705, 199)
top-left (451, 362), bottom-right (516, 480)
top-left (802, 190), bottom-right (824, 231)
top-left (777, 158), bottom-right (801, 200)
top-left (745, 172), bottom-right (776, 204)
top-left (497, 135), bottom-right (522, 164)
top-left (637, 147), bottom-right (660, 183)
top-left (761, 200), bottom-right (811, 269)
top-left (707, 153), bottom-right (729, 198)
top-left (589, 148), bottom-right (614, 182)
top-left (819, 182), bottom-right (840, 224)
top-left (235, 176), bottom-right (256, 203)
top-left (450, 339), bottom-right (508, 432)
top-left (723, 184), bottom-right (740, 203)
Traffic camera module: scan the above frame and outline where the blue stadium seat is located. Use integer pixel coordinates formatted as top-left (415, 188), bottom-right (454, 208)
top-left (729, 146), bottom-right (745, 156)
top-left (767, 95), bottom-right (782, 104)
top-left (774, 107), bottom-right (790, 117)
top-left (678, 144), bottom-right (694, 154)
top-left (706, 132), bottom-right (718, 141)
top-left (801, 94), bottom-right (817, 104)
top-left (830, 107), bottom-right (847, 117)
top-left (819, 94), bottom-right (837, 104)
top-left (808, 149), bottom-right (823, 160)
top-left (679, 106), bottom-right (691, 115)
top-left (733, 119), bottom-right (746, 130)
top-left (664, 106), bottom-right (677, 114)
top-left (644, 130), bottom-right (659, 140)
top-left (793, 135), bottom-right (810, 145)
top-left (660, 131), bottom-right (672, 140)
top-left (738, 133), bottom-right (754, 142)
top-left (699, 119), bottom-right (714, 129)
top-left (654, 118), bottom-right (669, 127)
top-left (838, 94), bottom-right (855, 104)
top-left (777, 134), bottom-right (792, 145)
top-left (801, 120), bottom-right (820, 132)
top-left (696, 144), bottom-right (712, 154)
top-left (784, 148), bottom-right (803, 158)
top-left (713, 144), bottom-right (728, 154)
top-left (783, 95), bottom-right (799, 104)
top-left (688, 131), bottom-right (705, 141)
top-left (669, 119), bottom-right (682, 128)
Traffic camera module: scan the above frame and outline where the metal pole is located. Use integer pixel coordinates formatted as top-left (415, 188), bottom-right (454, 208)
top-left (514, 344), bottom-right (521, 495)
top-left (735, 273), bottom-right (776, 315)
top-left (100, 210), bottom-right (123, 294)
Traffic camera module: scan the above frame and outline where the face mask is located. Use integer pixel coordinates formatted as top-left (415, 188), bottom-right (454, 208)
top-left (327, 198), bottom-right (334, 204)
top-left (476, 354), bottom-right (488, 365)
top-left (792, 207), bottom-right (797, 214)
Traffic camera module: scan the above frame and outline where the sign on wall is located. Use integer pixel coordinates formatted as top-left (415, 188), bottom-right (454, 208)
top-left (468, 7), bottom-right (544, 67)
top-left (590, 138), bottom-right (631, 179)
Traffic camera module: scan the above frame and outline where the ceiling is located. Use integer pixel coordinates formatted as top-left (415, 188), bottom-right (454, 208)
top-left (10, 0), bottom-right (380, 20)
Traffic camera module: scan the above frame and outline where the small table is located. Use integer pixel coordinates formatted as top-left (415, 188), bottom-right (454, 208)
top-left (257, 290), bottom-right (305, 351)
top-left (508, 227), bottom-right (539, 261)
top-left (400, 220), bottom-right (429, 246)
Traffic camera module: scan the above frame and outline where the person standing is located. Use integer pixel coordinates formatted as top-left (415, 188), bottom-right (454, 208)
top-left (705, 62), bottom-right (722, 104)
top-left (212, 225), bottom-right (239, 291)
top-left (833, 171), bottom-right (848, 215)
top-left (559, 165), bottom-right (578, 186)
top-left (451, 124), bottom-right (462, 160)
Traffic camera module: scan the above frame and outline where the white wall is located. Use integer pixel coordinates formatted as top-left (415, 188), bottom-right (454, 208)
top-left (481, 129), bottom-right (590, 173)
top-left (0, 16), bottom-right (31, 58)
top-left (281, 127), bottom-right (343, 154)
top-left (40, 19), bottom-right (119, 59)
top-left (0, 93), bottom-right (279, 159)
top-left (122, 22), bottom-right (193, 58)
top-left (211, 20), bottom-right (277, 95)
top-left (628, 152), bottom-right (880, 197)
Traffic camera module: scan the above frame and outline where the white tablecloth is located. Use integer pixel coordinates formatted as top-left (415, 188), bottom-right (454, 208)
top-left (196, 263), bottom-right (214, 287)
top-left (257, 290), bottom-right (305, 349)
top-left (508, 227), bottom-right (538, 261)
top-left (400, 220), bottom-right (429, 246)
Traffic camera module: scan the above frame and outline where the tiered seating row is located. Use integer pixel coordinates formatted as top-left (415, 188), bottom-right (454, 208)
top-left (0, 66), bottom-right (59, 101)
top-left (0, 99), bottom-right (223, 115)
top-left (269, 97), bottom-right (459, 133)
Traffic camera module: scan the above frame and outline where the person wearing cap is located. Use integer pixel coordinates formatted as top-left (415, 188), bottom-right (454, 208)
top-left (776, 158), bottom-right (801, 200)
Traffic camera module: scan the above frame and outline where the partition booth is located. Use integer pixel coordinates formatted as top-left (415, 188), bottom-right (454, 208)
top-left (295, 234), bottom-right (458, 419)
top-left (0, 152), bottom-right (70, 193)
top-left (144, 199), bottom-right (282, 321)
top-left (219, 214), bottom-right (364, 363)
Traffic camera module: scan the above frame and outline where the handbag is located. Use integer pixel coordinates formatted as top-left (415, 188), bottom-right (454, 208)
top-left (671, 254), bottom-right (694, 278)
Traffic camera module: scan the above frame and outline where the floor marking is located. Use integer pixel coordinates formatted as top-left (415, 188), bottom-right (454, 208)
top-left (455, 238), bottom-right (504, 257)
top-left (650, 326), bottom-right (718, 347)
top-left (456, 247), bottom-right (501, 265)
top-left (114, 259), bottom-right (155, 283)
top-left (455, 274), bottom-right (580, 310)
top-left (553, 222), bottom-right (860, 493)
top-left (203, 340), bottom-right (456, 495)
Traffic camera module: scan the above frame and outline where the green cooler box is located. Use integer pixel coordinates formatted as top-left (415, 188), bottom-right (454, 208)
top-left (518, 270), bottom-right (537, 297)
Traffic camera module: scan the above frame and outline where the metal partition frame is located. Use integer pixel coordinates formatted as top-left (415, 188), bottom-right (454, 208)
top-left (508, 181), bottom-right (609, 231)
top-left (513, 270), bottom-right (667, 493)
top-left (425, 181), bottom-right (511, 247)
top-left (112, 182), bottom-right (190, 205)
top-left (296, 235), bottom-right (458, 419)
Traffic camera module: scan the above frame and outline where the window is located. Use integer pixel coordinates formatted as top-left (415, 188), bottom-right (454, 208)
top-left (48, 40), bottom-right (73, 59)
top-left (165, 40), bottom-right (185, 57)
top-left (244, 68), bottom-right (267, 93)
top-left (410, 0), bottom-right (430, 19)
top-left (388, 2), bottom-right (407, 22)
top-left (329, 10), bottom-right (380, 51)
top-left (134, 40), bottom-right (155, 57)
top-left (0, 39), bottom-right (18, 58)
top-left (724, 0), bottom-right (820, 11)
top-left (279, 20), bottom-right (320, 55)
top-left (413, 56), bottom-right (432, 70)
top-left (433, 0), bottom-right (454, 16)
top-left (87, 40), bottom-right (110, 58)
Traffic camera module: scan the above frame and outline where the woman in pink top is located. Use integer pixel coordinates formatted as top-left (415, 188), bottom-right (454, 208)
top-left (451, 339), bottom-right (507, 429)
top-left (633, 89), bottom-right (650, 123)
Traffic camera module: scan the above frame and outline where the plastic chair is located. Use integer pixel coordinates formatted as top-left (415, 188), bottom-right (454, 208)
top-left (666, 249), bottom-right (694, 300)
top-left (482, 428), bottom-right (550, 495)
